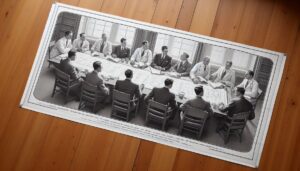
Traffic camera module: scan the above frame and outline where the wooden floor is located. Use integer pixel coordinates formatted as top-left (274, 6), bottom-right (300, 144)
top-left (0, 0), bottom-right (299, 170)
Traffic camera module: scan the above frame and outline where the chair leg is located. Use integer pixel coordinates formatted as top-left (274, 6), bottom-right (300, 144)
top-left (224, 129), bottom-right (230, 144)
top-left (51, 84), bottom-right (56, 98)
top-left (92, 102), bottom-right (97, 113)
top-left (65, 88), bottom-right (70, 104)
top-left (162, 120), bottom-right (167, 131)
top-left (178, 122), bottom-right (183, 135)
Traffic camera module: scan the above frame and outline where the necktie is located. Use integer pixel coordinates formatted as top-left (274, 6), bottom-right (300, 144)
top-left (100, 42), bottom-right (105, 53)
top-left (221, 70), bottom-right (226, 79)
top-left (204, 65), bottom-right (207, 71)
top-left (245, 80), bottom-right (249, 88)
top-left (80, 41), bottom-right (83, 48)
top-left (141, 50), bottom-right (145, 56)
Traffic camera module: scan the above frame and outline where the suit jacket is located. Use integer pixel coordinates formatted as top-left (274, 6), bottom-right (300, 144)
top-left (73, 38), bottom-right (90, 53)
top-left (180, 96), bottom-right (213, 116)
top-left (115, 79), bottom-right (140, 99)
top-left (91, 40), bottom-right (112, 55)
top-left (145, 87), bottom-right (176, 109)
top-left (190, 62), bottom-right (211, 80)
top-left (85, 71), bottom-right (109, 96)
top-left (50, 37), bottom-right (72, 58)
top-left (150, 54), bottom-right (172, 70)
top-left (172, 60), bottom-right (192, 76)
top-left (220, 97), bottom-right (254, 119)
top-left (112, 45), bottom-right (131, 59)
top-left (58, 58), bottom-right (80, 80)
top-left (131, 47), bottom-right (152, 65)
top-left (211, 66), bottom-right (235, 88)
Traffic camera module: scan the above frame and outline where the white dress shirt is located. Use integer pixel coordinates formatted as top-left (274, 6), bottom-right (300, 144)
top-left (73, 38), bottom-right (90, 52)
top-left (190, 62), bottom-right (211, 80)
top-left (50, 37), bottom-right (72, 58)
top-left (237, 78), bottom-right (259, 104)
top-left (211, 66), bottom-right (236, 88)
top-left (130, 47), bottom-right (153, 65)
top-left (91, 39), bottom-right (112, 55)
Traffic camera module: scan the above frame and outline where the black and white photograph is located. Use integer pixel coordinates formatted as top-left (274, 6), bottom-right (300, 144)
top-left (21, 3), bottom-right (286, 167)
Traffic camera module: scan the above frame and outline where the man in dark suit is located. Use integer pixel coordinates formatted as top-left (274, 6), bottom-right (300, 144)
top-left (115, 69), bottom-right (143, 100)
top-left (219, 87), bottom-right (255, 119)
top-left (112, 38), bottom-right (131, 61)
top-left (151, 46), bottom-right (172, 71)
top-left (145, 78), bottom-right (177, 119)
top-left (85, 61), bottom-right (110, 102)
top-left (171, 52), bottom-right (192, 77)
top-left (180, 86), bottom-right (213, 120)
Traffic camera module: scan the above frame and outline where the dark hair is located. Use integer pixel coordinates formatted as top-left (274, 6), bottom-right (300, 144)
top-left (226, 61), bottom-right (233, 65)
top-left (183, 52), bottom-right (189, 58)
top-left (236, 87), bottom-right (245, 95)
top-left (142, 40), bottom-right (149, 45)
top-left (68, 51), bottom-right (76, 58)
top-left (194, 86), bottom-right (204, 95)
top-left (161, 46), bottom-right (168, 51)
top-left (80, 33), bottom-right (85, 37)
top-left (125, 69), bottom-right (133, 78)
top-left (65, 31), bottom-right (72, 36)
top-left (164, 78), bottom-right (173, 86)
top-left (248, 70), bottom-right (254, 77)
top-left (93, 61), bottom-right (102, 70)
top-left (121, 38), bottom-right (126, 43)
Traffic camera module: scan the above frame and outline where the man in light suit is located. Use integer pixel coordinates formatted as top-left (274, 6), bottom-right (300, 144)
top-left (211, 61), bottom-right (236, 88)
top-left (190, 56), bottom-right (211, 83)
top-left (180, 86), bottom-right (213, 120)
top-left (171, 52), bottom-right (192, 77)
top-left (130, 40), bottom-right (153, 66)
top-left (151, 46), bottom-right (172, 71)
top-left (236, 70), bottom-right (259, 105)
top-left (145, 78), bottom-right (177, 119)
top-left (85, 61), bottom-right (110, 103)
top-left (112, 38), bottom-right (131, 61)
top-left (73, 33), bottom-right (90, 53)
top-left (50, 31), bottom-right (73, 58)
top-left (91, 33), bottom-right (112, 56)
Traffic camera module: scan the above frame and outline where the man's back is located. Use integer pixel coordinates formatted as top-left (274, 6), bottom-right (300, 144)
top-left (85, 71), bottom-right (108, 95)
top-left (115, 79), bottom-right (140, 99)
top-left (146, 87), bottom-right (176, 108)
top-left (181, 97), bottom-right (213, 115)
top-left (224, 97), bottom-right (254, 117)
top-left (58, 59), bottom-right (78, 80)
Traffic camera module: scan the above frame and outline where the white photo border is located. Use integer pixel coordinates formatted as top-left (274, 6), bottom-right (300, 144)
top-left (20, 3), bottom-right (286, 168)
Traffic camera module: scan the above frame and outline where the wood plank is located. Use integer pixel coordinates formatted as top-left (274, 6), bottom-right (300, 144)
top-left (122, 0), bottom-right (158, 22)
top-left (151, 0), bottom-right (184, 27)
top-left (132, 140), bottom-right (156, 171)
top-left (148, 144), bottom-right (178, 171)
top-left (189, 0), bottom-right (220, 36)
top-left (175, 0), bottom-right (198, 31)
top-left (78, 0), bottom-right (104, 11)
top-left (101, 0), bottom-right (127, 16)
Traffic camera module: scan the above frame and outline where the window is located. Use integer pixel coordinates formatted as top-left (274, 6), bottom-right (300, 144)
top-left (115, 25), bottom-right (136, 47)
top-left (154, 34), bottom-right (169, 54)
top-left (232, 50), bottom-right (257, 70)
top-left (210, 46), bottom-right (226, 65)
top-left (84, 18), bottom-right (112, 39)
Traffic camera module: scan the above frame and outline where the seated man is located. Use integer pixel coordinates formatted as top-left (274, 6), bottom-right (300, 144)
top-left (190, 56), bottom-right (211, 83)
top-left (180, 86), bottom-right (213, 120)
top-left (211, 61), bottom-right (235, 88)
top-left (85, 61), bottom-right (110, 103)
top-left (115, 69), bottom-right (144, 107)
top-left (145, 78), bottom-right (177, 119)
top-left (130, 40), bottom-right (152, 67)
top-left (72, 33), bottom-right (90, 53)
top-left (91, 33), bottom-right (112, 56)
top-left (57, 51), bottom-right (83, 97)
top-left (236, 70), bottom-right (259, 105)
top-left (171, 52), bottom-right (192, 77)
top-left (219, 87), bottom-right (255, 120)
top-left (112, 38), bottom-right (131, 61)
top-left (50, 31), bottom-right (73, 58)
top-left (150, 46), bottom-right (172, 71)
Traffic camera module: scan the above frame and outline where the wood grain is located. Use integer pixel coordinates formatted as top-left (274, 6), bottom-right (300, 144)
top-left (0, 0), bottom-right (300, 170)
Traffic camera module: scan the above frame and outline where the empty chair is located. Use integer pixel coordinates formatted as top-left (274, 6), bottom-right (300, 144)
top-left (178, 106), bottom-right (209, 140)
top-left (145, 100), bottom-right (173, 131)
top-left (51, 67), bottom-right (81, 104)
top-left (217, 111), bottom-right (250, 144)
top-left (111, 90), bottom-right (139, 121)
top-left (78, 81), bottom-right (107, 113)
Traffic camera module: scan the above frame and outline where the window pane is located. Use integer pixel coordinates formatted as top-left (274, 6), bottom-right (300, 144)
top-left (232, 50), bottom-right (250, 69)
top-left (210, 46), bottom-right (226, 64)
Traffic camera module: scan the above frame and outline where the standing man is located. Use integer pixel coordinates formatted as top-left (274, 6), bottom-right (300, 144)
top-left (171, 52), bottom-right (192, 77)
top-left (151, 46), bottom-right (172, 71)
top-left (72, 33), bottom-right (90, 53)
top-left (112, 38), bottom-right (131, 61)
top-left (211, 61), bottom-right (236, 88)
top-left (190, 56), bottom-right (211, 83)
top-left (91, 33), bottom-right (112, 56)
top-left (130, 40), bottom-right (153, 66)
top-left (50, 31), bottom-right (73, 58)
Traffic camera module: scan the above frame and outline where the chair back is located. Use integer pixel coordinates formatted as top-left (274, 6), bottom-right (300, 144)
top-left (54, 67), bottom-right (71, 90)
top-left (81, 82), bottom-right (98, 103)
top-left (112, 90), bottom-right (131, 113)
top-left (228, 111), bottom-right (250, 130)
top-left (183, 106), bottom-right (208, 126)
top-left (147, 100), bottom-right (169, 119)
top-left (48, 41), bottom-right (56, 58)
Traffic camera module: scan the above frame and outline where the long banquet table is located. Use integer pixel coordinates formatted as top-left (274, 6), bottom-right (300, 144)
top-left (49, 52), bottom-right (231, 107)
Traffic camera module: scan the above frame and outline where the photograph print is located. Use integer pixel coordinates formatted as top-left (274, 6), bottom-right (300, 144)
top-left (21, 3), bottom-right (286, 168)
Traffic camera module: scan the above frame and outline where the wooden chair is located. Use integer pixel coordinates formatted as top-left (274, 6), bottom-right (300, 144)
top-left (217, 111), bottom-right (250, 144)
top-left (51, 67), bottom-right (80, 104)
top-left (111, 90), bottom-right (139, 122)
top-left (145, 100), bottom-right (173, 131)
top-left (178, 106), bottom-right (209, 140)
top-left (78, 81), bottom-right (106, 113)
top-left (253, 88), bottom-right (263, 109)
top-left (48, 41), bottom-right (56, 68)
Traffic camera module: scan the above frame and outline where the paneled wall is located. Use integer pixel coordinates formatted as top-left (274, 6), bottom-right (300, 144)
top-left (0, 0), bottom-right (299, 170)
